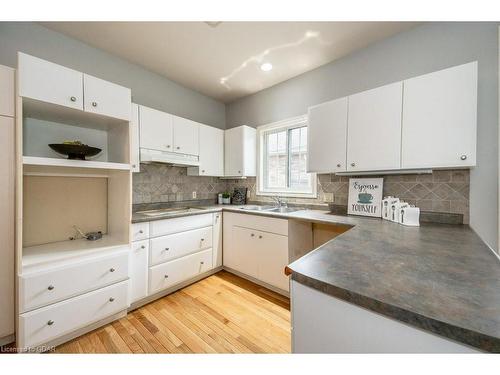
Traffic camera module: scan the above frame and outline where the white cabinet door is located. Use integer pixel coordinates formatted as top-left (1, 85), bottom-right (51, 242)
top-left (224, 127), bottom-right (243, 176)
top-left (18, 52), bottom-right (83, 110)
top-left (347, 82), bottom-right (403, 172)
top-left (130, 104), bottom-right (140, 172)
top-left (139, 106), bottom-right (174, 152)
top-left (173, 116), bottom-right (199, 156)
top-left (224, 226), bottom-right (259, 279)
top-left (83, 74), bottom-right (131, 121)
top-left (225, 126), bottom-right (256, 177)
top-left (130, 240), bottom-right (149, 303)
top-left (198, 124), bottom-right (224, 176)
top-left (256, 231), bottom-right (289, 291)
top-left (212, 213), bottom-right (223, 268)
top-left (307, 97), bottom-right (348, 173)
top-left (0, 65), bottom-right (15, 117)
top-left (402, 62), bottom-right (477, 169)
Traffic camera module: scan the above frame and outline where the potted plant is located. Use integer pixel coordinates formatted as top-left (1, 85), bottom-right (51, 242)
top-left (222, 192), bottom-right (231, 204)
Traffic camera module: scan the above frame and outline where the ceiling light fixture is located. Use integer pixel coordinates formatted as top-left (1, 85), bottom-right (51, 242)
top-left (260, 63), bottom-right (273, 72)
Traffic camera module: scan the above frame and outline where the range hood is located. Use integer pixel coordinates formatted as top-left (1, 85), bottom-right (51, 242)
top-left (140, 148), bottom-right (200, 167)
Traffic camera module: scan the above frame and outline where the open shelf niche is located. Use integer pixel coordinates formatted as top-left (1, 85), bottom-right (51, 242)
top-left (17, 97), bottom-right (132, 274)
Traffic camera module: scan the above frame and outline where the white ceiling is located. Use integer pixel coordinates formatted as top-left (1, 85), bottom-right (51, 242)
top-left (41, 22), bottom-right (419, 103)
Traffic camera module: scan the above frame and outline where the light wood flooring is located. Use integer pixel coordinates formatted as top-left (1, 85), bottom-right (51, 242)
top-left (54, 271), bottom-right (291, 353)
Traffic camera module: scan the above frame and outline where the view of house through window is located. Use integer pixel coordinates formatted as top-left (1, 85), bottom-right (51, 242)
top-left (258, 116), bottom-right (316, 197)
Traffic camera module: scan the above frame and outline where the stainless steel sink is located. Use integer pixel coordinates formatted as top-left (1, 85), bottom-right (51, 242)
top-left (266, 207), bottom-right (305, 213)
top-left (239, 205), bottom-right (276, 211)
top-left (135, 207), bottom-right (206, 217)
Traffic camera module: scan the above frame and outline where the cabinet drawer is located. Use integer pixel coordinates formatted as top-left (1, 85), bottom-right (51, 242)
top-left (149, 214), bottom-right (213, 238)
top-left (20, 250), bottom-right (129, 313)
top-left (19, 280), bottom-right (128, 349)
top-left (150, 226), bottom-right (212, 266)
top-left (149, 249), bottom-right (212, 295)
top-left (132, 222), bottom-right (149, 241)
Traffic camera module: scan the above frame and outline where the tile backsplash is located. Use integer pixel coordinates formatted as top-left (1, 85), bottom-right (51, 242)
top-left (133, 164), bottom-right (228, 204)
top-left (133, 165), bottom-right (470, 224)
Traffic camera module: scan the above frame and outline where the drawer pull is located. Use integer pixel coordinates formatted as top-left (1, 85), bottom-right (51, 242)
top-left (141, 245), bottom-right (146, 249)
top-left (109, 297), bottom-right (115, 302)
top-left (164, 247), bottom-right (170, 251)
top-left (139, 230), bottom-right (144, 234)
top-left (201, 238), bottom-right (205, 241)
top-left (200, 261), bottom-right (204, 265)
top-left (109, 268), bottom-right (115, 273)
top-left (47, 285), bottom-right (54, 291)
top-left (47, 320), bottom-right (54, 326)
top-left (164, 275), bottom-right (169, 279)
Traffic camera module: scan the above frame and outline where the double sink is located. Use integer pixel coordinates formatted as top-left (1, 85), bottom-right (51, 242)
top-left (135, 204), bottom-right (305, 218)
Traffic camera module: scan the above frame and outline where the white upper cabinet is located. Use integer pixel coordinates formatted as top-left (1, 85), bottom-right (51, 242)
top-left (188, 124), bottom-right (224, 176)
top-left (83, 74), bottom-right (131, 121)
top-left (307, 97), bottom-right (348, 173)
top-left (18, 53), bottom-right (131, 121)
top-left (18, 52), bottom-right (83, 111)
top-left (347, 82), bottom-right (403, 172)
top-left (172, 116), bottom-right (200, 156)
top-left (130, 104), bottom-right (140, 172)
top-left (401, 62), bottom-right (478, 169)
top-left (224, 125), bottom-right (256, 177)
top-left (139, 105), bottom-right (174, 152)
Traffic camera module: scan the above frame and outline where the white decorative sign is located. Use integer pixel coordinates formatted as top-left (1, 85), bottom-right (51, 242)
top-left (348, 178), bottom-right (384, 218)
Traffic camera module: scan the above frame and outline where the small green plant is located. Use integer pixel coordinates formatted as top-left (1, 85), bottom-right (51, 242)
top-left (222, 192), bottom-right (231, 199)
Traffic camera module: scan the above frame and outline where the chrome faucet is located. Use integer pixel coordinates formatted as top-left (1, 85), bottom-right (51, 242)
top-left (271, 195), bottom-right (287, 208)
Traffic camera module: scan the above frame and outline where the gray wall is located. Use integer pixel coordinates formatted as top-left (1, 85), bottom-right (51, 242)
top-left (0, 22), bottom-right (225, 128)
top-left (226, 22), bottom-right (499, 252)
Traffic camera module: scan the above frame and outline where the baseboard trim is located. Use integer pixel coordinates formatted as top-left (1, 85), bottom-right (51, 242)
top-left (0, 334), bottom-right (15, 347)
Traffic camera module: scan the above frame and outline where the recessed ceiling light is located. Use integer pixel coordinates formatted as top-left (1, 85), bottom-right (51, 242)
top-left (260, 63), bottom-right (273, 72)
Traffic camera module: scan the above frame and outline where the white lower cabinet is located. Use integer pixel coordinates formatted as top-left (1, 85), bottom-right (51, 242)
top-left (19, 250), bottom-right (129, 313)
top-left (19, 280), bottom-right (129, 349)
top-left (149, 226), bottom-right (212, 266)
top-left (223, 212), bottom-right (290, 292)
top-left (149, 249), bottom-right (213, 295)
top-left (129, 240), bottom-right (149, 303)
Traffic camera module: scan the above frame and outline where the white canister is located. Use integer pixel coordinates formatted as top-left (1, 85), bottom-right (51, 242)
top-left (218, 193), bottom-right (223, 205)
top-left (400, 206), bottom-right (420, 226)
top-left (386, 198), bottom-right (400, 222)
top-left (381, 196), bottom-right (395, 220)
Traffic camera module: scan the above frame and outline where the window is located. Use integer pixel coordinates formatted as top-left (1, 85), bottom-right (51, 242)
top-left (257, 115), bottom-right (317, 198)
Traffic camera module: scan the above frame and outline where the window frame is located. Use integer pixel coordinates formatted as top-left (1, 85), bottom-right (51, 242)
top-left (256, 115), bottom-right (317, 198)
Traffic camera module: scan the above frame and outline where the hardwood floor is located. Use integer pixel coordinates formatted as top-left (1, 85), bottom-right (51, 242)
top-left (54, 271), bottom-right (291, 353)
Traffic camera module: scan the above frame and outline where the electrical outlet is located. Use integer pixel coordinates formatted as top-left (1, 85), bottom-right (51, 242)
top-left (192, 191), bottom-right (197, 199)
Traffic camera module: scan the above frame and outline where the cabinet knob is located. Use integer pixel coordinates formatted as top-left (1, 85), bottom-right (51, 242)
top-left (259, 235), bottom-right (263, 239)
top-left (337, 163), bottom-right (341, 168)
top-left (201, 238), bottom-right (205, 241)
top-left (164, 247), bottom-right (169, 251)
top-left (176, 146), bottom-right (180, 150)
top-left (109, 268), bottom-right (115, 273)
top-left (238, 170), bottom-right (241, 174)
top-left (47, 320), bottom-right (54, 326)
top-left (132, 164), bottom-right (136, 168)
top-left (166, 145), bottom-right (171, 148)
top-left (460, 155), bottom-right (467, 160)
top-left (251, 233), bottom-right (255, 237)
top-left (141, 245), bottom-right (145, 249)
top-left (202, 170), bottom-right (205, 173)
top-left (109, 297), bottom-right (115, 302)
top-left (164, 275), bottom-right (169, 279)
top-left (92, 102), bottom-right (98, 107)
top-left (200, 261), bottom-right (204, 265)
top-left (139, 230), bottom-right (144, 234)
top-left (70, 96), bottom-right (77, 102)
top-left (47, 285), bottom-right (54, 291)
top-left (350, 163), bottom-right (356, 167)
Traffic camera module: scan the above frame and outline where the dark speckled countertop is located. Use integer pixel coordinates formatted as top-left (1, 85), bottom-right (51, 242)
top-left (132, 203), bottom-right (500, 352)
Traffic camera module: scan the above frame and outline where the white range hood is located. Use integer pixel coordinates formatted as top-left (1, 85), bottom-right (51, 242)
top-left (140, 148), bottom-right (200, 167)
